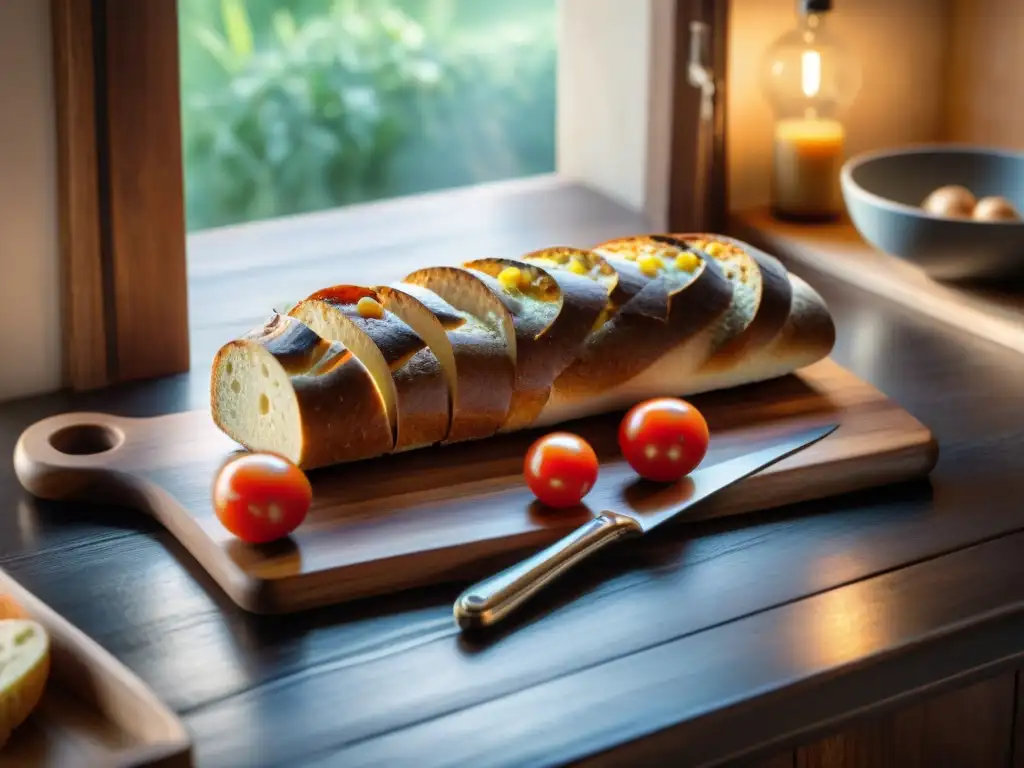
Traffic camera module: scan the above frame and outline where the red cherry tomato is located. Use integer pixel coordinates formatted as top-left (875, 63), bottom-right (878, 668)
top-left (213, 453), bottom-right (312, 543)
top-left (523, 432), bottom-right (599, 508)
top-left (618, 398), bottom-right (710, 482)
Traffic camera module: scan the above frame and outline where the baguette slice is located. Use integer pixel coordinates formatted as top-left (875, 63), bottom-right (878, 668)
top-left (463, 255), bottom-right (608, 429)
top-left (673, 233), bottom-right (792, 371)
top-left (381, 282), bottom-right (515, 443)
top-left (681, 272), bottom-right (836, 395)
top-left (289, 286), bottom-right (449, 452)
top-left (520, 247), bottom-right (646, 332)
top-left (536, 275), bottom-right (832, 428)
top-left (552, 235), bottom-right (734, 398)
top-left (211, 313), bottom-right (393, 469)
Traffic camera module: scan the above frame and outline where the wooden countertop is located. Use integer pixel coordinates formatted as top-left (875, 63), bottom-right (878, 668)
top-left (2, 185), bottom-right (1024, 766)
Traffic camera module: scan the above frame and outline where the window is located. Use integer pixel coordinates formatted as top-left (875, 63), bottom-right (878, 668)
top-left (51, 0), bottom-right (725, 391)
top-left (178, 0), bottom-right (559, 232)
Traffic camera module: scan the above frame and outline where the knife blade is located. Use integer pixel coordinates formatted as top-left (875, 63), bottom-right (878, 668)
top-left (454, 423), bottom-right (838, 630)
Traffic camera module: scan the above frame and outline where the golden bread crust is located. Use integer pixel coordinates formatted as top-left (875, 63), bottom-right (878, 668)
top-left (290, 285), bottom-right (450, 452)
top-left (553, 238), bottom-right (733, 396)
top-left (211, 314), bottom-right (393, 469)
top-left (210, 234), bottom-right (836, 468)
top-left (464, 256), bottom-right (608, 429)
top-left (673, 233), bottom-right (793, 371)
top-left (382, 283), bottom-right (515, 444)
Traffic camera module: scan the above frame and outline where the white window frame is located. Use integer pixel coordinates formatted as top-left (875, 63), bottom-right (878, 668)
top-left (557, 0), bottom-right (681, 232)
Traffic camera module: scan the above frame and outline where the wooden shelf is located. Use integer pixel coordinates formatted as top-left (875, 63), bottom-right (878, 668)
top-left (730, 207), bottom-right (1024, 357)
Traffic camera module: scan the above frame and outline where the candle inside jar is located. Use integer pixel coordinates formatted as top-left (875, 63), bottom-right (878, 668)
top-left (772, 117), bottom-right (845, 220)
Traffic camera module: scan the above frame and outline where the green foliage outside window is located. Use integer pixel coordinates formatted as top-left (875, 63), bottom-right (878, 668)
top-left (179, 0), bottom-right (558, 232)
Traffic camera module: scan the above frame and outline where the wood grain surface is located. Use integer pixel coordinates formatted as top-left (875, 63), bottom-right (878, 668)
top-left (332, 532), bottom-right (1024, 768)
top-left (732, 208), bottom-right (1024, 359)
top-left (668, 0), bottom-right (730, 233)
top-left (0, 569), bottom-right (190, 767)
top-left (3, 184), bottom-right (1024, 767)
top-left (754, 756), bottom-right (796, 768)
top-left (50, 0), bottom-right (108, 391)
top-left (100, 0), bottom-right (190, 384)
top-left (12, 359), bottom-right (935, 615)
top-left (797, 673), bottom-right (1016, 767)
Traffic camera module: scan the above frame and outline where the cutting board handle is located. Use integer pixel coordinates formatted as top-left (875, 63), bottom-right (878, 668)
top-left (14, 412), bottom-right (141, 503)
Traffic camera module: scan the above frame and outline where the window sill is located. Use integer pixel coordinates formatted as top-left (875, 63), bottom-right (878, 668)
top-left (186, 175), bottom-right (653, 375)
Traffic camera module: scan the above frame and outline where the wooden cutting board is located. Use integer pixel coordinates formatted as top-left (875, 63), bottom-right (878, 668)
top-left (0, 569), bottom-right (191, 767)
top-left (13, 359), bottom-right (937, 615)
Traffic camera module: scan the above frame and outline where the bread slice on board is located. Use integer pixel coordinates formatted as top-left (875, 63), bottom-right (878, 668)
top-left (680, 273), bottom-right (836, 396)
top-left (211, 313), bottom-right (393, 469)
top-left (521, 247), bottom-right (648, 333)
top-left (673, 233), bottom-right (793, 372)
top-left (462, 256), bottom-right (608, 430)
top-left (380, 281), bottom-right (515, 443)
top-left (551, 235), bottom-right (734, 399)
top-left (289, 285), bottom-right (449, 452)
top-left (533, 236), bottom-right (831, 426)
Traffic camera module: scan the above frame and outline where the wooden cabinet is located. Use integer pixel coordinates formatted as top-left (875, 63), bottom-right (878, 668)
top-left (756, 671), bottom-right (1020, 768)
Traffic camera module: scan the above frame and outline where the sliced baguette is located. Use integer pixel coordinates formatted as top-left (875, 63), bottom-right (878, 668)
top-left (552, 235), bottom-right (734, 398)
top-left (210, 233), bottom-right (836, 467)
top-left (681, 273), bottom-right (836, 395)
top-left (211, 313), bottom-right (393, 469)
top-left (289, 285), bottom-right (449, 452)
top-left (381, 282), bottom-right (515, 443)
top-left (534, 270), bottom-right (833, 427)
top-left (462, 256), bottom-right (608, 429)
top-left (520, 247), bottom-right (646, 332)
top-left (672, 233), bottom-right (793, 371)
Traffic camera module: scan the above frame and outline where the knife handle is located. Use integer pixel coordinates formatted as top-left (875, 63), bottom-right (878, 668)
top-left (453, 511), bottom-right (643, 630)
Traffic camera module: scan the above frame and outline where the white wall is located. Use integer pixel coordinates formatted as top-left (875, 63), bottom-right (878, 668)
top-left (0, 0), bottom-right (62, 401)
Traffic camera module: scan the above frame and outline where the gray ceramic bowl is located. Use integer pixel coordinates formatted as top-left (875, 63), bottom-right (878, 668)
top-left (840, 145), bottom-right (1024, 282)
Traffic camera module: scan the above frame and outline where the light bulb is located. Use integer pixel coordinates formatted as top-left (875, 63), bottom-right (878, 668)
top-left (759, 0), bottom-right (862, 221)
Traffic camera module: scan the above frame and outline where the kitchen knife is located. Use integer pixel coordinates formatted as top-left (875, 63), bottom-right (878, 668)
top-left (454, 423), bottom-right (838, 630)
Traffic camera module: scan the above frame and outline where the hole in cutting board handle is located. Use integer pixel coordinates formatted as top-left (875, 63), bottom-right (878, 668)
top-left (48, 424), bottom-right (123, 456)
